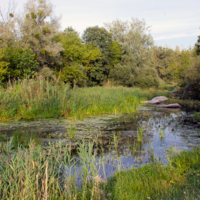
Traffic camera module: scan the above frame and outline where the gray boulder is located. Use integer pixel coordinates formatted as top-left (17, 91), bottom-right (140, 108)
top-left (151, 96), bottom-right (168, 102)
top-left (142, 96), bottom-right (169, 104)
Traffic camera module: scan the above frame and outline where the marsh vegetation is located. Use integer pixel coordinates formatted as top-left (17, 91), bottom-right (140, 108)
top-left (0, 0), bottom-right (200, 199)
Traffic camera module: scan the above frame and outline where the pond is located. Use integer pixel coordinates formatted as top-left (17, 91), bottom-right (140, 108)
top-left (0, 103), bottom-right (200, 180)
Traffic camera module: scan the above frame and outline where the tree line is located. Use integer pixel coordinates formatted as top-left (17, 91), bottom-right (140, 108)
top-left (0, 0), bottom-right (199, 99)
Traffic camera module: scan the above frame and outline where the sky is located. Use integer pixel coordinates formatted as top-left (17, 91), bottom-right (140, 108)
top-left (1, 0), bottom-right (200, 50)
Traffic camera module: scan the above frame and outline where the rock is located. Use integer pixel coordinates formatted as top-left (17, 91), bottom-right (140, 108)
top-left (157, 103), bottom-right (181, 108)
top-left (142, 96), bottom-right (168, 105)
top-left (151, 96), bottom-right (169, 102)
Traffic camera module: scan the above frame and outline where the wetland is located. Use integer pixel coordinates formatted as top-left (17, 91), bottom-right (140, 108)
top-left (1, 102), bottom-right (200, 177)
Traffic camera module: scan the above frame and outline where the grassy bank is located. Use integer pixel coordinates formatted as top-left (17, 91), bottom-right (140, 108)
top-left (0, 138), bottom-right (200, 199)
top-left (105, 148), bottom-right (200, 200)
top-left (0, 78), bottom-right (168, 121)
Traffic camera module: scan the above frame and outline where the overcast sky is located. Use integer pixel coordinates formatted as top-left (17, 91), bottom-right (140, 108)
top-left (1, 0), bottom-right (200, 50)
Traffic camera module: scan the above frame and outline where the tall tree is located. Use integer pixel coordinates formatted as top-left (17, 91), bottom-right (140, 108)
top-left (82, 26), bottom-right (122, 85)
top-left (150, 46), bottom-right (177, 80)
top-left (0, 1), bottom-right (18, 47)
top-left (18, 0), bottom-right (63, 68)
top-left (56, 27), bottom-right (101, 86)
top-left (106, 18), bottom-right (158, 88)
top-left (105, 18), bottom-right (153, 67)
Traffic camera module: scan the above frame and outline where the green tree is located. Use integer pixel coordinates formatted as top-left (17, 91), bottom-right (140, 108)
top-left (195, 36), bottom-right (200, 55)
top-left (55, 27), bottom-right (101, 86)
top-left (2, 46), bottom-right (39, 81)
top-left (106, 18), bottom-right (158, 88)
top-left (17, 49), bottom-right (39, 78)
top-left (82, 26), bottom-right (122, 85)
top-left (110, 63), bottom-right (134, 86)
top-left (0, 49), bottom-right (9, 83)
top-left (150, 46), bottom-right (177, 80)
top-left (181, 55), bottom-right (200, 99)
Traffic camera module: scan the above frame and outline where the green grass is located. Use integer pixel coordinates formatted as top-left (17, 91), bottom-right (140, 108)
top-left (0, 78), bottom-right (169, 121)
top-left (105, 148), bottom-right (200, 200)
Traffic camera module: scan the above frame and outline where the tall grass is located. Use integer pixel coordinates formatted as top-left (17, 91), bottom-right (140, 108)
top-left (0, 138), bottom-right (200, 199)
top-left (0, 78), bottom-right (168, 121)
top-left (0, 140), bottom-right (107, 199)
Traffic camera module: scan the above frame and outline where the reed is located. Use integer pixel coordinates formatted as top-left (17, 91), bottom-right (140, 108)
top-left (66, 122), bottom-right (77, 138)
top-left (137, 126), bottom-right (144, 142)
top-left (0, 138), bottom-right (200, 199)
top-left (0, 78), bottom-right (168, 121)
top-left (113, 134), bottom-right (119, 149)
top-left (0, 139), bottom-right (107, 199)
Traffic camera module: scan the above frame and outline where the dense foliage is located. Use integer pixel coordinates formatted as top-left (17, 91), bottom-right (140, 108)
top-left (0, 0), bottom-right (199, 98)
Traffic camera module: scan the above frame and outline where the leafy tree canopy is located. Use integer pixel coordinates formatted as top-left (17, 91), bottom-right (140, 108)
top-left (82, 26), bottom-right (122, 85)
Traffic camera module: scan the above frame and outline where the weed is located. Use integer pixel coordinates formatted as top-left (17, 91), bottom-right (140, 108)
top-left (113, 134), bottom-right (119, 149)
top-left (12, 131), bottom-right (39, 149)
top-left (137, 126), bottom-right (144, 142)
top-left (159, 129), bottom-right (165, 138)
top-left (66, 122), bottom-right (77, 138)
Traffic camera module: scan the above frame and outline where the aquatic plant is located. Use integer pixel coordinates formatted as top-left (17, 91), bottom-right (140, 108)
top-left (66, 122), bottom-right (77, 138)
top-left (0, 140), bottom-right (108, 199)
top-left (130, 141), bottom-right (137, 152)
top-left (110, 133), bottom-right (119, 149)
top-left (12, 131), bottom-right (39, 149)
top-left (0, 134), bottom-right (7, 142)
top-left (137, 126), bottom-right (144, 142)
top-left (159, 129), bottom-right (165, 138)
top-left (1, 137), bottom-right (200, 199)
top-left (113, 134), bottom-right (119, 149)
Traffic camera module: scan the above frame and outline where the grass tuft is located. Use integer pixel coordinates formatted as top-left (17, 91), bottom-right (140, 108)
top-left (137, 126), bottom-right (144, 142)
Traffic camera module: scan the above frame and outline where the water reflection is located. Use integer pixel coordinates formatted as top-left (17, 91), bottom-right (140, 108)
top-left (0, 105), bottom-right (200, 180)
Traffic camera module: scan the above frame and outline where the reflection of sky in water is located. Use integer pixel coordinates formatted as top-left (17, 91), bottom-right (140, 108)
top-left (66, 108), bottom-right (200, 183)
